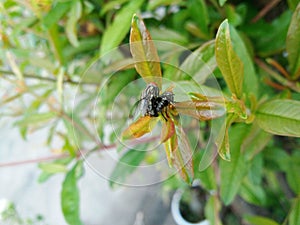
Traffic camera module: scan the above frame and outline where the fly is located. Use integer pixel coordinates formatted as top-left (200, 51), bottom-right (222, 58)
top-left (139, 83), bottom-right (174, 120)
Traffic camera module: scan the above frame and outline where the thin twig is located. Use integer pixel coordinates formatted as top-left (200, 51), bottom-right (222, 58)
top-left (0, 69), bottom-right (98, 86)
top-left (255, 58), bottom-right (300, 93)
top-left (251, 0), bottom-right (282, 23)
top-left (0, 136), bottom-right (160, 167)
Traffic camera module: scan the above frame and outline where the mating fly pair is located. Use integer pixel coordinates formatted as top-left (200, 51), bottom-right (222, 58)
top-left (138, 83), bottom-right (175, 121)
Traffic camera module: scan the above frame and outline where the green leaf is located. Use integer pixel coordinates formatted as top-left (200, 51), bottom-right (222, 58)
top-left (215, 19), bottom-right (244, 98)
top-left (15, 112), bottom-right (57, 127)
top-left (220, 124), bottom-right (251, 205)
top-left (244, 216), bottom-right (280, 225)
top-left (229, 23), bottom-right (258, 96)
top-left (205, 195), bottom-right (222, 225)
top-left (187, 0), bottom-right (209, 38)
top-left (239, 177), bottom-right (267, 206)
top-left (61, 161), bottom-right (83, 225)
top-left (100, 0), bottom-right (144, 56)
top-left (285, 152), bottom-right (300, 193)
top-left (289, 198), bottom-right (300, 225)
top-left (39, 162), bottom-right (68, 174)
top-left (177, 40), bottom-right (216, 84)
top-left (130, 14), bottom-right (162, 88)
top-left (42, 1), bottom-right (72, 29)
top-left (66, 0), bottom-right (82, 47)
top-left (287, 2), bottom-right (300, 78)
top-left (256, 99), bottom-right (300, 137)
top-left (109, 149), bottom-right (146, 187)
top-left (242, 125), bottom-right (272, 160)
top-left (219, 0), bottom-right (227, 7)
top-left (287, 0), bottom-right (300, 10)
top-left (148, 27), bottom-right (188, 45)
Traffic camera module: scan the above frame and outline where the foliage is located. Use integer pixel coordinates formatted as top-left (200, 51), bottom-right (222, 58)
top-left (1, 0), bottom-right (300, 225)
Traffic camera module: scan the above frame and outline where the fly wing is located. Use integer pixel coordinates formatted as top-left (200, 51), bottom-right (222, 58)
top-left (174, 100), bottom-right (225, 121)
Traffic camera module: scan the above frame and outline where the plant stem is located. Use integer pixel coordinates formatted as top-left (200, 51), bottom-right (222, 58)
top-left (255, 58), bottom-right (300, 93)
top-left (0, 136), bottom-right (159, 167)
top-left (0, 69), bottom-right (98, 86)
top-left (251, 0), bottom-right (281, 23)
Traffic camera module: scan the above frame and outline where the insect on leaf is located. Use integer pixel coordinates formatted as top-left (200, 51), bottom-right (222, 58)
top-left (130, 14), bottom-right (162, 88)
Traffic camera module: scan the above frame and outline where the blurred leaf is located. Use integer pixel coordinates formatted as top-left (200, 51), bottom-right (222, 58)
top-left (220, 123), bottom-right (251, 205)
top-left (225, 4), bottom-right (242, 26)
top-left (239, 177), bottom-right (267, 206)
top-left (130, 14), bottom-right (162, 88)
top-left (187, 0), bottom-right (209, 38)
top-left (66, 0), bottom-right (82, 47)
top-left (100, 0), bottom-right (144, 56)
top-left (285, 152), bottom-right (300, 193)
top-left (256, 99), bottom-right (300, 137)
top-left (244, 216), bottom-right (280, 225)
top-left (148, 27), bottom-right (188, 45)
top-left (100, 0), bottom-right (129, 16)
top-left (177, 40), bottom-right (216, 84)
top-left (147, 0), bottom-right (181, 10)
top-left (61, 161), bottom-right (83, 225)
top-left (219, 0), bottom-right (227, 7)
top-left (242, 125), bottom-right (272, 160)
top-left (215, 19), bottom-right (244, 98)
top-left (205, 195), bottom-right (222, 225)
top-left (39, 162), bottom-right (68, 174)
top-left (109, 149), bottom-right (146, 187)
top-left (287, 0), bottom-right (300, 10)
top-left (122, 116), bottom-right (158, 139)
top-left (100, 70), bottom-right (136, 106)
top-left (286, 3), bottom-right (300, 78)
top-left (42, 1), bottom-right (72, 29)
top-left (243, 11), bottom-right (292, 57)
top-left (15, 112), bottom-right (57, 127)
top-left (229, 22), bottom-right (258, 96)
top-left (289, 198), bottom-right (300, 225)
top-left (196, 165), bottom-right (217, 191)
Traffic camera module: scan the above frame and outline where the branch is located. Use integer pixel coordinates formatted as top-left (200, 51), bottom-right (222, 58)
top-left (255, 58), bottom-right (300, 93)
top-left (251, 0), bottom-right (281, 23)
top-left (0, 136), bottom-right (159, 167)
top-left (0, 69), bottom-right (98, 86)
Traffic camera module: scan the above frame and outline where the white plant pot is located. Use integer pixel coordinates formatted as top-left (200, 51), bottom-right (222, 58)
top-left (171, 189), bottom-right (210, 225)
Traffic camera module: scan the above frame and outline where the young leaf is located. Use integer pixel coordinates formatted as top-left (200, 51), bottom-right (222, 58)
top-left (61, 162), bottom-right (83, 225)
top-left (220, 124), bottom-right (251, 205)
top-left (100, 0), bottom-right (144, 56)
top-left (160, 117), bottom-right (175, 143)
top-left (215, 19), bottom-right (244, 98)
top-left (229, 25), bottom-right (258, 96)
top-left (109, 149), bottom-right (147, 187)
top-left (165, 126), bottom-right (194, 184)
top-left (122, 116), bottom-right (158, 140)
top-left (286, 2), bottom-right (300, 78)
top-left (130, 14), bottom-right (162, 88)
top-left (256, 99), bottom-right (300, 137)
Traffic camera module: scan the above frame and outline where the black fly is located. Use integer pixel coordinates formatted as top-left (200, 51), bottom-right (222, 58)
top-left (139, 83), bottom-right (174, 120)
